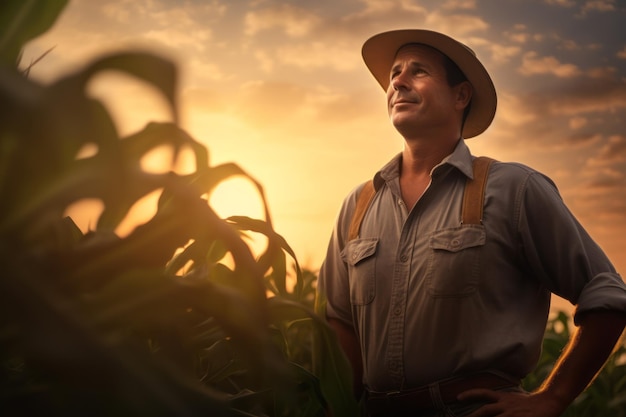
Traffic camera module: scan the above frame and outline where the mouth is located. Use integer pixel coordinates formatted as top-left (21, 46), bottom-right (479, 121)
top-left (392, 99), bottom-right (417, 107)
top-left (391, 94), bottom-right (418, 106)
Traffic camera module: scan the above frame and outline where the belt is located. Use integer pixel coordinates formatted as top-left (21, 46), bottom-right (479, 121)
top-left (365, 372), bottom-right (519, 415)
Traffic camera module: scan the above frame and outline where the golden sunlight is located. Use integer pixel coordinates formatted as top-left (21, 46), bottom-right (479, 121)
top-left (209, 176), bottom-right (266, 222)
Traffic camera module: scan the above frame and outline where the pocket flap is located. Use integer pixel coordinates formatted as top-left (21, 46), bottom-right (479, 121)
top-left (342, 238), bottom-right (378, 266)
top-left (429, 226), bottom-right (485, 253)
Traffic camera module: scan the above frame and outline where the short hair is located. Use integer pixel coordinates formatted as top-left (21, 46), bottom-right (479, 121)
top-left (441, 53), bottom-right (472, 127)
top-left (441, 54), bottom-right (467, 87)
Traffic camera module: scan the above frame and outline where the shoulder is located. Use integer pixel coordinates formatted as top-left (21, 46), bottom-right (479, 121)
top-left (488, 160), bottom-right (559, 192)
top-left (339, 180), bottom-right (375, 220)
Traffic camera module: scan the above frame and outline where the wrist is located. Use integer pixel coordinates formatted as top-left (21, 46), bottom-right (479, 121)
top-left (533, 386), bottom-right (571, 415)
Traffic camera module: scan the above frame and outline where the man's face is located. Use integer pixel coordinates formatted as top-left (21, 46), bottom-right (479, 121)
top-left (386, 44), bottom-right (467, 138)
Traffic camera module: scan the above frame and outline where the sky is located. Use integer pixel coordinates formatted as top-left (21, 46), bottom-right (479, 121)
top-left (24, 0), bottom-right (626, 311)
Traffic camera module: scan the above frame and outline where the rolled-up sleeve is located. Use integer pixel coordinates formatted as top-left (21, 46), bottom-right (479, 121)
top-left (575, 273), bottom-right (626, 323)
top-left (517, 171), bottom-right (626, 324)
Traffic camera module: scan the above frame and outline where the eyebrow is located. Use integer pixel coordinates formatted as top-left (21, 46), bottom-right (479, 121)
top-left (390, 61), bottom-right (428, 75)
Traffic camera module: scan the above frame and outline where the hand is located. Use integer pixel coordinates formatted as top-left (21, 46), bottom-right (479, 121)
top-left (457, 389), bottom-right (566, 417)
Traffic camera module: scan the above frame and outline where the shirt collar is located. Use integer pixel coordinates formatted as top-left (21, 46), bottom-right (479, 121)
top-left (373, 139), bottom-right (474, 191)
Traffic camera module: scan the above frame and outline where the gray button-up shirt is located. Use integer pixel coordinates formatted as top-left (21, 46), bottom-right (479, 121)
top-left (318, 140), bottom-right (626, 392)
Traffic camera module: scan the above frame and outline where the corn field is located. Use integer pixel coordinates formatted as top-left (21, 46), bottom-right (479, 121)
top-left (0, 1), bottom-right (355, 416)
top-left (0, 1), bottom-right (624, 416)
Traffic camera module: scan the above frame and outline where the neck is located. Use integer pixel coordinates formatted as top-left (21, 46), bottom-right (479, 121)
top-left (401, 136), bottom-right (460, 177)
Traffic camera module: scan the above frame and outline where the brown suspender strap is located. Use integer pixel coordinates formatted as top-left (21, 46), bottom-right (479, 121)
top-left (348, 156), bottom-right (495, 240)
top-left (348, 180), bottom-right (375, 240)
top-left (462, 156), bottom-right (495, 225)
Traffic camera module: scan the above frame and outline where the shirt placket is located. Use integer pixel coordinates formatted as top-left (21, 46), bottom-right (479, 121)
top-left (385, 168), bottom-right (442, 387)
top-left (385, 194), bottom-right (421, 387)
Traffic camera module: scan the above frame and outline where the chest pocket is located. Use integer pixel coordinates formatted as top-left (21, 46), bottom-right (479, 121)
top-left (341, 238), bottom-right (378, 305)
top-left (427, 225), bottom-right (486, 298)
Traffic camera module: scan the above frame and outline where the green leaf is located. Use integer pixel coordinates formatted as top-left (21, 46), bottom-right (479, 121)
top-left (81, 51), bottom-right (178, 122)
top-left (267, 298), bottom-right (359, 417)
top-left (0, 0), bottom-right (68, 68)
top-left (121, 121), bottom-right (209, 170)
top-left (227, 216), bottom-right (303, 298)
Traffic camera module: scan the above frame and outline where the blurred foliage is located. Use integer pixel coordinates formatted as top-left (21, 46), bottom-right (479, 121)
top-left (0, 0), bottom-right (68, 68)
top-left (0, 1), bottom-right (356, 416)
top-left (523, 311), bottom-right (626, 416)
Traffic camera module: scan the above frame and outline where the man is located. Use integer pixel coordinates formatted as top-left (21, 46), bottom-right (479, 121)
top-left (317, 29), bottom-right (626, 417)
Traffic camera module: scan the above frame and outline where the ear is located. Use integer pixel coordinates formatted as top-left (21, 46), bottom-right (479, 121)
top-left (455, 81), bottom-right (472, 110)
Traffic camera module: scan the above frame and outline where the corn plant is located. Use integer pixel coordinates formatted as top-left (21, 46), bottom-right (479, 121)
top-left (0, 1), bottom-right (356, 416)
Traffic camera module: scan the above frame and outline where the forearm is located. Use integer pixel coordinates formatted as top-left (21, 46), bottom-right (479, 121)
top-left (328, 317), bottom-right (364, 399)
top-left (537, 310), bottom-right (626, 411)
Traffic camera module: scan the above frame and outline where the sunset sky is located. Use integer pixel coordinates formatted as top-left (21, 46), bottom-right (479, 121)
top-left (24, 0), bottom-right (626, 311)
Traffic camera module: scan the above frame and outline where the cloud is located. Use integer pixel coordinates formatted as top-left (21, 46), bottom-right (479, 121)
top-left (469, 37), bottom-right (521, 64)
top-left (490, 71), bottom-right (626, 153)
top-left (587, 66), bottom-right (618, 79)
top-left (494, 92), bottom-right (538, 127)
top-left (489, 44), bottom-right (522, 64)
top-left (351, 0), bottom-right (428, 17)
top-left (503, 25), bottom-right (550, 46)
top-left (519, 51), bottom-right (582, 78)
top-left (570, 171), bottom-right (626, 222)
top-left (580, 0), bottom-right (617, 14)
top-left (618, 46), bottom-right (626, 59)
top-left (254, 50), bottom-right (275, 73)
top-left (339, 0), bottom-right (489, 48)
top-left (144, 28), bottom-right (212, 52)
top-left (574, 0), bottom-right (617, 18)
top-left (47, 0), bottom-right (227, 59)
top-left (272, 41), bottom-right (361, 72)
top-left (544, 0), bottom-right (576, 6)
top-left (569, 116), bottom-right (588, 129)
top-left (242, 0), bottom-right (493, 76)
top-left (577, 135), bottom-right (626, 221)
top-left (512, 75), bottom-right (626, 126)
top-left (183, 76), bottom-right (384, 137)
top-left (548, 33), bottom-right (604, 52)
top-left (244, 4), bottom-right (321, 37)
top-left (424, 12), bottom-right (489, 36)
top-left (546, 78), bottom-right (626, 116)
top-left (342, 0), bottom-right (429, 33)
top-left (588, 134), bottom-right (626, 167)
top-left (187, 57), bottom-right (228, 83)
top-left (507, 32), bottom-right (531, 44)
top-left (466, 35), bottom-right (522, 65)
top-left (442, 0), bottom-right (477, 10)
top-left (565, 132), bottom-right (603, 148)
top-left (558, 39), bottom-right (580, 51)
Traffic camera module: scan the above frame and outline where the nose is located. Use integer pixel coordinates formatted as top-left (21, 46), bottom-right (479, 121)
top-left (390, 69), bottom-right (409, 91)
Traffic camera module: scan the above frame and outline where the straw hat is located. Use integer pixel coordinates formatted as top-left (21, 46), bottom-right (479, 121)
top-left (362, 29), bottom-right (497, 138)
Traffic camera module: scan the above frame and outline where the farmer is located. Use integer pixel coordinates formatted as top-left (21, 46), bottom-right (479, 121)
top-left (317, 29), bottom-right (626, 417)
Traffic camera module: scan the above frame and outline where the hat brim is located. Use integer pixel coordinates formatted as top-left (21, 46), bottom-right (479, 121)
top-left (362, 29), bottom-right (497, 139)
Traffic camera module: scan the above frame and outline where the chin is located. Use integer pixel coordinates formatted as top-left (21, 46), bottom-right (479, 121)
top-left (390, 114), bottom-right (418, 131)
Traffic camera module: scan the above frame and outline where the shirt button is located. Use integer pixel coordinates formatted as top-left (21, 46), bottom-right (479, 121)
top-left (450, 239), bottom-right (461, 248)
top-left (394, 308), bottom-right (402, 316)
top-left (400, 254), bottom-right (408, 262)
